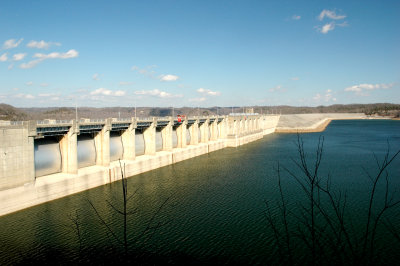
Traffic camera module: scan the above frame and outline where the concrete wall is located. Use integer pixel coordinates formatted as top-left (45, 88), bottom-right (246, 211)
top-left (0, 122), bottom-right (36, 190)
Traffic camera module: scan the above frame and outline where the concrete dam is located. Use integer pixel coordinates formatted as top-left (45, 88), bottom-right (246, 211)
top-left (0, 113), bottom-right (368, 216)
top-left (0, 114), bottom-right (281, 216)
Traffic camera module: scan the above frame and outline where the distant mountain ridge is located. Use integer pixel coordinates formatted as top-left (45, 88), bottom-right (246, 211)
top-left (1, 103), bottom-right (399, 121)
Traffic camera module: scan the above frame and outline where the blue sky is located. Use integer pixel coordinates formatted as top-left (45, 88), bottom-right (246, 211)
top-left (0, 0), bottom-right (399, 108)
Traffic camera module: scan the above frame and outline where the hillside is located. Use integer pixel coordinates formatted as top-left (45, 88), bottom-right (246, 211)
top-left (0, 104), bottom-right (30, 121)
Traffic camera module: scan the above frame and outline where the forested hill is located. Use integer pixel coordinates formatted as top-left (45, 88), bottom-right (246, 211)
top-left (1, 103), bottom-right (399, 121)
top-left (0, 104), bottom-right (29, 121)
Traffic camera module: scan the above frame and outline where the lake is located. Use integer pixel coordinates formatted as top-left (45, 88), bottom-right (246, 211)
top-left (1, 119), bottom-right (399, 265)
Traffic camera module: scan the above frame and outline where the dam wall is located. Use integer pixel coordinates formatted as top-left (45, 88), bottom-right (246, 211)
top-left (0, 115), bottom-right (280, 216)
top-left (0, 113), bottom-right (371, 216)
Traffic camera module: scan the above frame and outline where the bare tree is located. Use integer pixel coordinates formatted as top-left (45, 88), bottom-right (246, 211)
top-left (87, 160), bottom-right (171, 258)
top-left (265, 134), bottom-right (400, 265)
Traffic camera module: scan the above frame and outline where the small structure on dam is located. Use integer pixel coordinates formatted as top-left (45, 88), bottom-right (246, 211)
top-left (0, 114), bottom-right (280, 216)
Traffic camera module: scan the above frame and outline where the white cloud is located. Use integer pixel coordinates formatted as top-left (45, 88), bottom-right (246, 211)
top-left (33, 49), bottom-right (78, 59)
top-left (159, 74), bottom-right (179, 81)
top-left (188, 97), bottom-right (206, 102)
top-left (290, 77), bottom-right (300, 81)
top-left (134, 89), bottom-right (183, 98)
top-left (131, 65), bottom-right (157, 79)
top-left (37, 93), bottom-right (60, 102)
top-left (292, 15), bottom-right (301, 20)
top-left (14, 93), bottom-right (35, 99)
top-left (90, 88), bottom-right (126, 96)
top-left (38, 93), bottom-right (54, 97)
top-left (320, 22), bottom-right (335, 34)
top-left (114, 91), bottom-right (126, 96)
top-left (20, 59), bottom-right (42, 69)
top-left (40, 83), bottom-right (49, 87)
top-left (313, 89), bottom-right (337, 102)
top-left (197, 88), bottom-right (221, 96)
top-left (92, 73), bottom-right (99, 80)
top-left (26, 81), bottom-right (33, 86)
top-left (269, 85), bottom-right (286, 92)
top-left (12, 53), bottom-right (27, 61)
top-left (3, 38), bottom-right (23, 49)
top-left (19, 49), bottom-right (79, 69)
top-left (313, 93), bottom-right (321, 101)
top-left (0, 53), bottom-right (7, 62)
top-left (119, 81), bottom-right (132, 86)
top-left (344, 83), bottom-right (394, 94)
top-left (337, 21), bottom-right (349, 27)
top-left (27, 40), bottom-right (61, 49)
top-left (316, 9), bottom-right (347, 34)
top-left (318, 9), bottom-right (346, 21)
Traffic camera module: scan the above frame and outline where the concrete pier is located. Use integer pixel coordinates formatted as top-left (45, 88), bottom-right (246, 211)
top-left (94, 119), bottom-right (111, 167)
top-left (59, 120), bottom-right (78, 174)
top-left (121, 119), bottom-right (136, 160)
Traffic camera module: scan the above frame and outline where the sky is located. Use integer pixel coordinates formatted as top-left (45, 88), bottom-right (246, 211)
top-left (0, 0), bottom-right (399, 108)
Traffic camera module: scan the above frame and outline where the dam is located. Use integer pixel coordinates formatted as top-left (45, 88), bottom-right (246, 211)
top-left (0, 114), bottom-right (281, 216)
top-left (0, 113), bottom-right (367, 216)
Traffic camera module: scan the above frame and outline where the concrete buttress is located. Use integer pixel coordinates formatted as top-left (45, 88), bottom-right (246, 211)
top-left (144, 118), bottom-right (156, 155)
top-left (190, 120), bottom-right (199, 145)
top-left (60, 120), bottom-right (78, 174)
top-left (94, 119), bottom-right (111, 166)
top-left (161, 118), bottom-right (173, 151)
top-left (121, 118), bottom-right (136, 160)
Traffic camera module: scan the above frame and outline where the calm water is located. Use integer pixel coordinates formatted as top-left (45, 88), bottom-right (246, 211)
top-left (1, 120), bottom-right (399, 264)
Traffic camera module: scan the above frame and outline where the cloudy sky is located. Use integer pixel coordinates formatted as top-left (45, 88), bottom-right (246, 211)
top-left (0, 0), bottom-right (399, 107)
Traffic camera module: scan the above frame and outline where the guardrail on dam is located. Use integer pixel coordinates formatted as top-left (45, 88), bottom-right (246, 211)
top-left (0, 114), bottom-right (280, 216)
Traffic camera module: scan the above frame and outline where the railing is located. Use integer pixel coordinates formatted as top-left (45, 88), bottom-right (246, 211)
top-left (112, 117), bottom-right (131, 122)
top-left (89, 118), bottom-right (105, 123)
top-left (0, 115), bottom-right (271, 128)
top-left (229, 113), bottom-right (260, 116)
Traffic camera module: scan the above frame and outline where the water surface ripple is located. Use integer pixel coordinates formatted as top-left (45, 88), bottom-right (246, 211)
top-left (0, 120), bottom-right (399, 264)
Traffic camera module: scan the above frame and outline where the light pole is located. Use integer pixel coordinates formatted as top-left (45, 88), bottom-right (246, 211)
top-left (134, 99), bottom-right (137, 119)
top-left (75, 102), bottom-right (78, 121)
